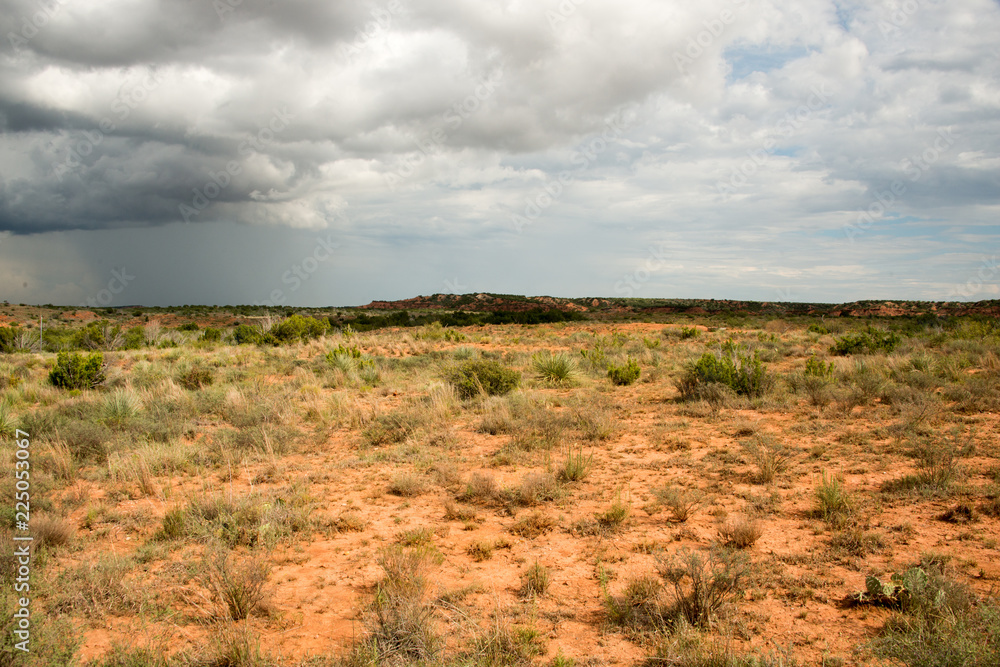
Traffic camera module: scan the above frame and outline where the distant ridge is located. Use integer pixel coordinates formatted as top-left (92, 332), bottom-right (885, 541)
top-left (360, 294), bottom-right (1000, 318)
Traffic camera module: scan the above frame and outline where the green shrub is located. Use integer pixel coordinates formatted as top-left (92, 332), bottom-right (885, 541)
top-left (808, 323), bottom-right (830, 335)
top-left (178, 322), bottom-right (200, 332)
top-left (607, 358), bottom-right (641, 386)
top-left (201, 327), bottom-right (222, 342)
top-left (678, 344), bottom-right (770, 399)
top-left (270, 314), bottom-right (329, 343)
top-left (122, 326), bottom-right (145, 350)
top-left (49, 352), bottom-right (106, 389)
top-left (831, 327), bottom-right (901, 355)
top-left (447, 360), bottom-right (521, 399)
top-left (805, 356), bottom-right (835, 378)
top-left (232, 324), bottom-right (268, 345)
top-left (680, 327), bottom-right (700, 339)
top-left (0, 326), bottom-right (18, 353)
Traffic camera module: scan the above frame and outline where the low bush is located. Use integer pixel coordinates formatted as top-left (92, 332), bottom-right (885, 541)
top-left (232, 323), bottom-right (267, 345)
top-left (651, 485), bottom-right (702, 523)
top-left (805, 356), bottom-right (835, 378)
top-left (831, 326), bottom-right (901, 355)
top-left (201, 327), bottom-right (222, 342)
top-left (447, 360), bottom-right (521, 399)
top-left (270, 314), bottom-right (329, 343)
top-left (178, 366), bottom-right (213, 390)
top-left (608, 358), bottom-right (641, 386)
top-left (49, 351), bottom-right (106, 389)
top-left (678, 344), bottom-right (770, 399)
top-left (657, 548), bottom-right (750, 628)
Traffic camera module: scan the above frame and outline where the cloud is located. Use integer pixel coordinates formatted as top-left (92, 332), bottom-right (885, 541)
top-left (0, 0), bottom-right (998, 304)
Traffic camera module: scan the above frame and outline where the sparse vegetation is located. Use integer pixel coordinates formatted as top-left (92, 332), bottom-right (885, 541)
top-left (3, 302), bottom-right (999, 666)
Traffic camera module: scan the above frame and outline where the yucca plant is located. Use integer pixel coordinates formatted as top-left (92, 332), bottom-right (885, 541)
top-left (102, 388), bottom-right (142, 430)
top-left (532, 351), bottom-right (579, 385)
top-left (0, 402), bottom-right (16, 438)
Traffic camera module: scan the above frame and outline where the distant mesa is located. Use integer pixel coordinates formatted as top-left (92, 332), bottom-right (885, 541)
top-left (357, 294), bottom-right (1000, 318)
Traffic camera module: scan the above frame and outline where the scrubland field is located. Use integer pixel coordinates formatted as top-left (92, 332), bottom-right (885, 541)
top-left (1, 308), bottom-right (999, 666)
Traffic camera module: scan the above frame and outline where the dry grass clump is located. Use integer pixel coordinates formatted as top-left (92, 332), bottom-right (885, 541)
top-left (467, 540), bottom-right (495, 562)
top-left (604, 573), bottom-right (667, 631)
top-left (327, 511), bottom-right (368, 534)
top-left (509, 511), bottom-right (557, 539)
top-left (575, 402), bottom-right (618, 441)
top-left (520, 561), bottom-right (550, 598)
top-left (461, 472), bottom-right (499, 505)
top-left (514, 472), bottom-right (560, 506)
top-left (740, 435), bottom-right (790, 484)
top-left (389, 472), bottom-right (427, 497)
top-left (596, 496), bottom-right (630, 533)
top-left (346, 545), bottom-right (441, 665)
top-left (204, 548), bottom-right (272, 621)
top-left (829, 527), bottom-right (887, 557)
top-left (31, 514), bottom-right (75, 549)
top-left (651, 485), bottom-right (703, 523)
top-left (363, 409), bottom-right (425, 446)
top-left (717, 515), bottom-right (763, 549)
top-left (50, 554), bottom-right (143, 617)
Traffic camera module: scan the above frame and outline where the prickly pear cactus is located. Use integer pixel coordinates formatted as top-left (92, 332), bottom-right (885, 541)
top-left (866, 575), bottom-right (895, 599)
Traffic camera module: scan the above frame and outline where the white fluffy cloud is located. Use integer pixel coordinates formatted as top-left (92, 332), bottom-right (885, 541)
top-left (0, 0), bottom-right (998, 305)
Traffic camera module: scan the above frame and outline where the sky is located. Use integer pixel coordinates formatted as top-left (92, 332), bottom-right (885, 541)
top-left (0, 0), bottom-right (998, 307)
